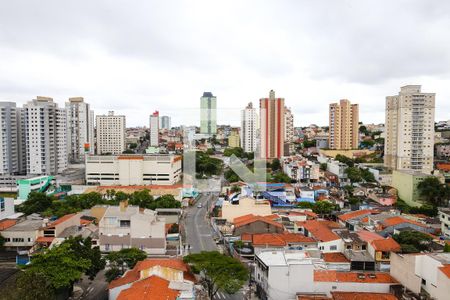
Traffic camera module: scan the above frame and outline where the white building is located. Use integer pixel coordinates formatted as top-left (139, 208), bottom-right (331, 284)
top-left (65, 97), bottom-right (94, 163)
top-left (240, 102), bottom-right (258, 153)
top-left (149, 111), bottom-right (159, 147)
top-left (0, 102), bottom-right (25, 175)
top-left (99, 202), bottom-right (166, 254)
top-left (23, 97), bottom-right (68, 175)
top-left (159, 115), bottom-right (171, 130)
top-left (1, 217), bottom-right (45, 250)
top-left (0, 197), bottom-right (15, 220)
top-left (439, 208), bottom-right (450, 238)
top-left (254, 250), bottom-right (398, 300)
top-left (390, 252), bottom-right (450, 300)
top-left (384, 85), bottom-right (435, 174)
top-left (284, 107), bottom-right (294, 155)
top-left (85, 154), bottom-right (182, 186)
top-left (96, 111), bottom-right (126, 155)
top-left (283, 156), bottom-right (320, 182)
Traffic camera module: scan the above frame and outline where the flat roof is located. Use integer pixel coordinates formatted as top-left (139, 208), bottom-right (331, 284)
top-left (4, 219), bottom-right (43, 231)
top-left (257, 250), bottom-right (313, 266)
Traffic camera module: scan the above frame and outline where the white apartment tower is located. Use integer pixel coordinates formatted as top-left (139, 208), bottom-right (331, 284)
top-left (23, 97), bottom-right (68, 175)
top-left (96, 111), bottom-right (126, 155)
top-left (240, 102), bottom-right (258, 153)
top-left (384, 85), bottom-right (435, 173)
top-left (284, 107), bottom-right (295, 155)
top-left (65, 97), bottom-right (94, 163)
top-left (0, 102), bottom-right (23, 174)
top-left (149, 111), bottom-right (159, 147)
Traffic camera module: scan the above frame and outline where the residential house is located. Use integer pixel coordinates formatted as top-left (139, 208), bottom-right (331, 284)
top-left (233, 214), bottom-right (284, 236)
top-left (295, 220), bottom-right (344, 253)
top-left (390, 252), bottom-right (450, 300)
top-left (241, 232), bottom-right (317, 255)
top-left (99, 201), bottom-right (166, 254)
top-left (372, 216), bottom-right (436, 237)
top-left (337, 209), bottom-right (377, 230)
top-left (109, 258), bottom-right (196, 300)
top-left (0, 197), bottom-right (15, 220)
top-left (221, 197), bottom-right (272, 222)
top-left (367, 237), bottom-right (401, 271)
top-left (254, 250), bottom-right (399, 300)
top-left (438, 208), bottom-right (450, 238)
top-left (1, 217), bottom-right (45, 250)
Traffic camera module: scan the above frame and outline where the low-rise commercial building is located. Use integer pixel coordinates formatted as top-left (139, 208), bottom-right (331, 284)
top-left (1, 217), bottom-right (45, 250)
top-left (391, 170), bottom-right (432, 207)
top-left (85, 154), bottom-right (182, 186)
top-left (438, 208), bottom-right (450, 238)
top-left (221, 197), bottom-right (272, 222)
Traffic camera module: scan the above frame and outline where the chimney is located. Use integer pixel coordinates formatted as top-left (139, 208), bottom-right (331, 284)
top-left (119, 200), bottom-right (129, 212)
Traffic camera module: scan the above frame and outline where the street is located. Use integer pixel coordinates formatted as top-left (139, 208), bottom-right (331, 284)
top-left (183, 192), bottom-right (248, 300)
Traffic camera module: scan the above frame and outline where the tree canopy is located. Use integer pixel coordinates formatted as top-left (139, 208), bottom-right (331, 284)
top-left (18, 192), bottom-right (54, 215)
top-left (417, 177), bottom-right (450, 207)
top-left (196, 152), bottom-right (223, 177)
top-left (184, 251), bottom-right (248, 299)
top-left (105, 248), bottom-right (147, 282)
top-left (393, 230), bottom-right (433, 253)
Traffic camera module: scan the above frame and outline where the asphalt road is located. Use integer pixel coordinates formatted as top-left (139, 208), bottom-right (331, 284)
top-left (184, 193), bottom-right (248, 300)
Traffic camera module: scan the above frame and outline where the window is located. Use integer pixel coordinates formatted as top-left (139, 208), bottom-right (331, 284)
top-left (0, 198), bottom-right (4, 212)
top-left (330, 245), bottom-right (337, 251)
top-left (119, 220), bottom-right (131, 228)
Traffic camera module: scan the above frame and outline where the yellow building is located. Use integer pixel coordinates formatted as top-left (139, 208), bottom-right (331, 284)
top-left (221, 197), bottom-right (272, 222)
top-left (392, 170), bottom-right (431, 207)
top-left (228, 131), bottom-right (240, 148)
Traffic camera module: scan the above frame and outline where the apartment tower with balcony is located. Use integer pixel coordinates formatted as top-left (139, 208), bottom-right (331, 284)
top-left (260, 90), bottom-right (285, 159)
top-left (328, 99), bottom-right (359, 150)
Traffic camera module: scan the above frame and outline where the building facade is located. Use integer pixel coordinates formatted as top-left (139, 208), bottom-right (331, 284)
top-left (240, 102), bottom-right (258, 153)
top-left (23, 97), bottom-right (67, 175)
top-left (159, 115), bottom-right (171, 130)
top-left (85, 154), bottom-right (182, 186)
top-left (96, 111), bottom-right (126, 155)
top-left (284, 107), bottom-right (295, 155)
top-left (329, 99), bottom-right (359, 150)
top-left (0, 102), bottom-right (24, 175)
top-left (65, 97), bottom-right (94, 163)
top-left (260, 90), bottom-right (285, 159)
top-left (228, 129), bottom-right (240, 148)
top-left (149, 111), bottom-right (159, 147)
top-left (384, 85), bottom-right (435, 173)
top-left (99, 203), bottom-right (166, 254)
top-left (200, 92), bottom-right (217, 135)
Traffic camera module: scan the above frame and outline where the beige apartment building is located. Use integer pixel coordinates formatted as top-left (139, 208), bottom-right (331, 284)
top-left (328, 99), bottom-right (359, 150)
top-left (96, 111), bottom-right (126, 155)
top-left (260, 90), bottom-right (285, 159)
top-left (384, 85), bottom-right (435, 173)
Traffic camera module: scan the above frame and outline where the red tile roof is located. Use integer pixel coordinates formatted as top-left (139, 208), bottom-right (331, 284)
top-left (331, 292), bottom-right (398, 300)
top-left (233, 214), bottom-right (256, 224)
top-left (36, 236), bottom-right (55, 243)
top-left (109, 258), bottom-right (192, 289)
top-left (381, 216), bottom-right (428, 228)
top-left (436, 163), bottom-right (450, 172)
top-left (47, 213), bottom-right (77, 227)
top-left (438, 264), bottom-right (450, 279)
top-left (234, 215), bottom-right (283, 229)
top-left (244, 233), bottom-right (316, 247)
top-left (117, 275), bottom-right (179, 300)
top-left (370, 237), bottom-right (401, 252)
top-left (297, 220), bottom-right (341, 242)
top-left (322, 253), bottom-right (350, 263)
top-left (338, 209), bottom-right (375, 222)
top-left (314, 270), bottom-right (398, 284)
top-left (0, 219), bottom-right (17, 230)
top-left (356, 230), bottom-right (384, 242)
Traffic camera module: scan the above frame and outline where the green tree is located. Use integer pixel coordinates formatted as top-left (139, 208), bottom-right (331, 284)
top-left (115, 191), bottom-right (129, 202)
top-left (361, 168), bottom-right (376, 182)
top-left (345, 167), bottom-right (362, 183)
top-left (335, 154), bottom-right (354, 167)
top-left (14, 269), bottom-right (55, 300)
top-left (393, 230), bottom-right (433, 253)
top-left (26, 243), bottom-right (91, 290)
top-left (312, 201), bottom-right (336, 215)
top-left (296, 202), bottom-right (315, 209)
top-left (270, 159), bottom-right (281, 171)
top-left (444, 243), bottom-right (450, 253)
top-left (224, 169), bottom-right (240, 183)
top-left (150, 194), bottom-right (181, 210)
top-left (18, 192), bottom-right (54, 215)
top-left (105, 267), bottom-right (122, 283)
top-left (223, 147), bottom-right (244, 158)
top-left (270, 172), bottom-right (292, 183)
top-left (0, 233), bottom-right (5, 250)
top-left (106, 248), bottom-right (147, 270)
top-left (184, 251), bottom-right (248, 299)
top-left (417, 177), bottom-right (450, 207)
top-left (62, 236), bottom-right (105, 280)
top-left (129, 190), bottom-right (154, 208)
top-left (319, 163), bottom-right (327, 171)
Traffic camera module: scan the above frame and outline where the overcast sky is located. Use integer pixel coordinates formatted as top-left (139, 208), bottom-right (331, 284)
top-left (0, 0), bottom-right (449, 127)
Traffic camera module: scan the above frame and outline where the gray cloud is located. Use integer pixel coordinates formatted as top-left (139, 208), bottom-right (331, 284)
top-left (0, 0), bottom-right (449, 127)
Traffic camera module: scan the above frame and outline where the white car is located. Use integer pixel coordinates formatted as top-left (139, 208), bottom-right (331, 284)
top-left (197, 203), bottom-right (203, 208)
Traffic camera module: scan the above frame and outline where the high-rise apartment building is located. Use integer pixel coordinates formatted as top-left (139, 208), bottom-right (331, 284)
top-left (65, 97), bottom-right (94, 163)
top-left (200, 92), bottom-right (217, 135)
top-left (96, 111), bottom-right (126, 155)
top-left (149, 111), bottom-right (159, 147)
top-left (328, 99), bottom-right (359, 150)
top-left (240, 102), bottom-right (258, 153)
top-left (384, 85), bottom-right (435, 173)
top-left (159, 116), bottom-right (171, 130)
top-left (284, 107), bottom-right (294, 155)
top-left (23, 97), bottom-right (68, 175)
top-left (260, 90), bottom-right (285, 159)
top-left (0, 102), bottom-right (23, 175)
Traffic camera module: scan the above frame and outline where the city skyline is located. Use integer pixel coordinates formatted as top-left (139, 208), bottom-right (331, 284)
top-left (1, 1), bottom-right (450, 127)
